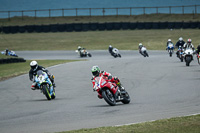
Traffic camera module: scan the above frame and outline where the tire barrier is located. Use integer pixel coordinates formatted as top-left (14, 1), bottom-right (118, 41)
top-left (26, 25), bottom-right (35, 33)
top-left (1, 21), bottom-right (200, 34)
top-left (98, 23), bottom-right (106, 31)
top-left (82, 23), bottom-right (90, 31)
top-left (121, 22), bottom-right (130, 30)
top-left (106, 23), bottom-right (114, 30)
top-left (74, 23), bottom-right (82, 32)
top-left (90, 23), bottom-right (98, 31)
top-left (113, 22), bottom-right (121, 30)
top-left (18, 26), bottom-right (26, 33)
top-left (0, 58), bottom-right (26, 64)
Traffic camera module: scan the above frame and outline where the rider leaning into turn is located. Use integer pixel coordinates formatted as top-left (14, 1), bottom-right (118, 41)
top-left (29, 60), bottom-right (55, 90)
top-left (91, 66), bottom-right (124, 99)
top-left (108, 45), bottom-right (113, 53)
top-left (138, 43), bottom-right (144, 54)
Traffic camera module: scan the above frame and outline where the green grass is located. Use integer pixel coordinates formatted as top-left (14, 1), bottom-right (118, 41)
top-left (1, 29), bottom-right (200, 51)
top-left (0, 60), bottom-right (79, 81)
top-left (59, 114), bottom-right (200, 133)
top-left (1, 14), bottom-right (200, 26)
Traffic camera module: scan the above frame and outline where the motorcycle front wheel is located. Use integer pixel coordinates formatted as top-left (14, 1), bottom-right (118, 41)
top-left (121, 90), bottom-right (130, 104)
top-left (42, 84), bottom-right (51, 100)
top-left (102, 89), bottom-right (116, 106)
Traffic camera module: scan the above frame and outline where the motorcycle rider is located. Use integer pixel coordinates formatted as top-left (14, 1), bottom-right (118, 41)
top-left (175, 37), bottom-right (185, 48)
top-left (5, 48), bottom-right (9, 55)
top-left (91, 66), bottom-right (124, 99)
top-left (166, 39), bottom-right (174, 49)
top-left (29, 60), bottom-right (55, 90)
top-left (196, 44), bottom-right (200, 55)
top-left (138, 43), bottom-right (144, 55)
top-left (77, 46), bottom-right (82, 52)
top-left (108, 45), bottom-right (113, 54)
top-left (175, 37), bottom-right (185, 57)
top-left (183, 39), bottom-right (194, 51)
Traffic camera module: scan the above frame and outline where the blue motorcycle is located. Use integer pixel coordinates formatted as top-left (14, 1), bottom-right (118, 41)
top-left (35, 70), bottom-right (55, 100)
top-left (167, 43), bottom-right (174, 57)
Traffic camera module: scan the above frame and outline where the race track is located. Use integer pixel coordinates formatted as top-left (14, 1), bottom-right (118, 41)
top-left (0, 50), bottom-right (200, 133)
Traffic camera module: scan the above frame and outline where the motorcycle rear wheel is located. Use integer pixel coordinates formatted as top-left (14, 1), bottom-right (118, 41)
top-left (102, 89), bottom-right (116, 106)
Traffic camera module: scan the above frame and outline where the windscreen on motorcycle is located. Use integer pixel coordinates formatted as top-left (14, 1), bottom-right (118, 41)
top-left (37, 70), bottom-right (44, 76)
top-left (94, 76), bottom-right (107, 87)
top-left (168, 43), bottom-right (174, 48)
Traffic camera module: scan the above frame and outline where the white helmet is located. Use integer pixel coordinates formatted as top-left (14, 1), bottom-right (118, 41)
top-left (179, 37), bottom-right (183, 41)
top-left (168, 39), bottom-right (171, 42)
top-left (187, 39), bottom-right (192, 43)
top-left (30, 60), bottom-right (38, 71)
top-left (139, 43), bottom-right (143, 46)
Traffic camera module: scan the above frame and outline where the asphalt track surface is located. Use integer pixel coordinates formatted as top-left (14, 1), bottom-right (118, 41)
top-left (0, 50), bottom-right (200, 133)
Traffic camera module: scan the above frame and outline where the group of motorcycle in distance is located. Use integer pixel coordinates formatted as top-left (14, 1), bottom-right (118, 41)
top-left (167, 42), bottom-right (198, 66)
top-left (75, 45), bottom-right (149, 58)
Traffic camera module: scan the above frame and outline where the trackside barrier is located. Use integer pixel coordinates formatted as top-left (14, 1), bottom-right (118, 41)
top-left (1, 21), bottom-right (200, 33)
top-left (0, 58), bottom-right (26, 64)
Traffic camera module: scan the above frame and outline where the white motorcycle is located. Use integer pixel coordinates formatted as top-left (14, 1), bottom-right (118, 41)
top-left (110, 48), bottom-right (121, 58)
top-left (75, 48), bottom-right (92, 57)
top-left (140, 47), bottom-right (149, 57)
top-left (183, 48), bottom-right (194, 66)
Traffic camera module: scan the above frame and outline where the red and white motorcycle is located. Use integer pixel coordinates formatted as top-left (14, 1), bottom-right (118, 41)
top-left (93, 76), bottom-right (130, 106)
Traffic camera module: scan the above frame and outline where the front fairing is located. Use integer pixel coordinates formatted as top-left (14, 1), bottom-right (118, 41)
top-left (35, 73), bottom-right (49, 88)
top-left (184, 48), bottom-right (194, 56)
top-left (94, 76), bottom-right (118, 94)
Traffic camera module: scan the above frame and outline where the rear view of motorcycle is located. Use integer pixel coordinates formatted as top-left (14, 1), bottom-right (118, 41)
top-left (93, 76), bottom-right (130, 106)
top-left (34, 70), bottom-right (56, 100)
top-left (167, 43), bottom-right (174, 57)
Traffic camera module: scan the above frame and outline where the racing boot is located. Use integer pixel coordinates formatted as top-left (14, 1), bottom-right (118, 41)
top-left (31, 82), bottom-right (36, 90)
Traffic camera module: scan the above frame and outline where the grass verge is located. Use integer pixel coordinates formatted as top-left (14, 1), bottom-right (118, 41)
top-left (1, 29), bottom-right (200, 51)
top-left (0, 60), bottom-right (80, 81)
top-left (59, 114), bottom-right (200, 133)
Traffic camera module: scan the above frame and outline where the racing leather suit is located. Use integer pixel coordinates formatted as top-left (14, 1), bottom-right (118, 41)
top-left (183, 43), bottom-right (194, 50)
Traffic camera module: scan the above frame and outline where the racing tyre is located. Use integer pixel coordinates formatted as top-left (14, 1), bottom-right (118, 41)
top-left (121, 90), bottom-right (130, 104)
top-left (185, 56), bottom-right (191, 66)
top-left (51, 88), bottom-right (56, 99)
top-left (42, 84), bottom-right (51, 100)
top-left (88, 53), bottom-right (92, 57)
top-left (102, 89), bottom-right (116, 106)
